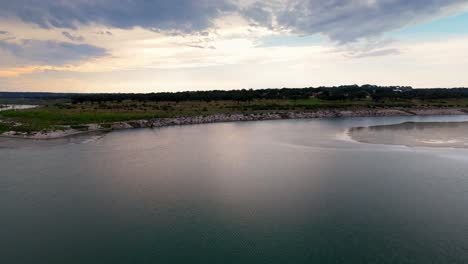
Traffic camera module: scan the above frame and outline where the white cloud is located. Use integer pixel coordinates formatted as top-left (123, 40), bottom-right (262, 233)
top-left (1, 1), bottom-right (468, 91)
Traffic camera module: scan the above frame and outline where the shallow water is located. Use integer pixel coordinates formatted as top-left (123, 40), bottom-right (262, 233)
top-left (0, 104), bottom-right (37, 111)
top-left (350, 120), bottom-right (468, 148)
top-left (1, 116), bottom-right (468, 264)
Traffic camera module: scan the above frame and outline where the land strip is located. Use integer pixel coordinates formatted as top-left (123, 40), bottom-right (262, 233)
top-left (1, 99), bottom-right (467, 139)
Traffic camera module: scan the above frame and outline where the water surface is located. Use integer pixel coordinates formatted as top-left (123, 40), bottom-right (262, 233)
top-left (1, 116), bottom-right (468, 264)
top-left (0, 104), bottom-right (37, 111)
top-left (350, 121), bottom-right (468, 148)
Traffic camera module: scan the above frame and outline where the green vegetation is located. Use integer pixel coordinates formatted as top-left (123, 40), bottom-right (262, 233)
top-left (69, 85), bottom-right (468, 103)
top-left (0, 123), bottom-right (9, 133)
top-left (3, 85), bottom-right (468, 135)
top-left (2, 97), bottom-right (468, 135)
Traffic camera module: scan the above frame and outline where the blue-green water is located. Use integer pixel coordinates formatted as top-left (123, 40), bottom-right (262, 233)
top-left (1, 116), bottom-right (468, 264)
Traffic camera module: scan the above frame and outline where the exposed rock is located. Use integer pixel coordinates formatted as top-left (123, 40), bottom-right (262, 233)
top-left (2, 108), bottom-right (468, 140)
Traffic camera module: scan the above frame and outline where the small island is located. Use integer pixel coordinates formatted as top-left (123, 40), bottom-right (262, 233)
top-left (1, 85), bottom-right (468, 139)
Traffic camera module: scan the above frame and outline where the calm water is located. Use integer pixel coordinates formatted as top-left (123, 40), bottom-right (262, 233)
top-left (2, 116), bottom-right (468, 264)
top-left (350, 121), bottom-right (468, 148)
top-left (0, 104), bottom-right (37, 111)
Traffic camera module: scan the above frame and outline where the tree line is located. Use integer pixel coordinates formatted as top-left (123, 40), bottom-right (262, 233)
top-left (70, 85), bottom-right (415, 103)
top-left (4, 85), bottom-right (468, 103)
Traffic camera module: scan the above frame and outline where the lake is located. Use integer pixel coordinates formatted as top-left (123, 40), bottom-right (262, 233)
top-left (1, 115), bottom-right (468, 264)
top-left (0, 104), bottom-right (38, 111)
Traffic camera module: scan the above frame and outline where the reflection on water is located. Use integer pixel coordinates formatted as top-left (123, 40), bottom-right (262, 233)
top-left (1, 116), bottom-right (468, 264)
top-left (0, 104), bottom-right (37, 111)
top-left (350, 121), bottom-right (468, 148)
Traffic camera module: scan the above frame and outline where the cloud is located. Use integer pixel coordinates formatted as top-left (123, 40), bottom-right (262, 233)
top-left (0, 0), bottom-right (236, 32)
top-left (0, 39), bottom-right (108, 65)
top-left (350, 48), bottom-right (401, 58)
top-left (243, 0), bottom-right (468, 42)
top-left (335, 37), bottom-right (401, 58)
top-left (0, 30), bottom-right (15, 41)
top-left (62, 31), bottom-right (85, 42)
top-left (96, 31), bottom-right (113, 36)
top-left (0, 65), bottom-right (65, 77)
top-left (1, 1), bottom-right (467, 43)
top-left (241, 2), bottom-right (275, 29)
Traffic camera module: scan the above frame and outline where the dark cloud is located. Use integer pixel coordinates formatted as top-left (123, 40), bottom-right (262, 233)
top-left (0, 39), bottom-right (107, 65)
top-left (0, 30), bottom-right (15, 41)
top-left (242, 2), bottom-right (274, 29)
top-left (243, 0), bottom-right (467, 42)
top-left (95, 31), bottom-right (113, 36)
top-left (0, 0), bottom-right (466, 43)
top-left (62, 31), bottom-right (85, 42)
top-left (0, 0), bottom-right (236, 32)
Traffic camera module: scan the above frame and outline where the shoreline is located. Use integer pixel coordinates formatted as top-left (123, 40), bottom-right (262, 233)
top-left (0, 104), bottom-right (38, 112)
top-left (2, 108), bottom-right (468, 140)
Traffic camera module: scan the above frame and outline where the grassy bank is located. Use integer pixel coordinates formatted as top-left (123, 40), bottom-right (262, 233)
top-left (2, 98), bottom-right (468, 134)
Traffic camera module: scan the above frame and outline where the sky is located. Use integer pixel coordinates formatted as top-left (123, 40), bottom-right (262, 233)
top-left (0, 0), bottom-right (468, 93)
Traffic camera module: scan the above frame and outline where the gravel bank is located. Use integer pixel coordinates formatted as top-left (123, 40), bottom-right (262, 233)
top-left (2, 108), bottom-right (467, 139)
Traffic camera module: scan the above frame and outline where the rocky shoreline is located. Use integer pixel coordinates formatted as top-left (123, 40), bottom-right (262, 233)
top-left (2, 108), bottom-right (468, 140)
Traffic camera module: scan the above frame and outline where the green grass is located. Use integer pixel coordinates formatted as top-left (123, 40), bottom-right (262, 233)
top-left (0, 123), bottom-right (10, 133)
top-left (2, 98), bottom-right (468, 134)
